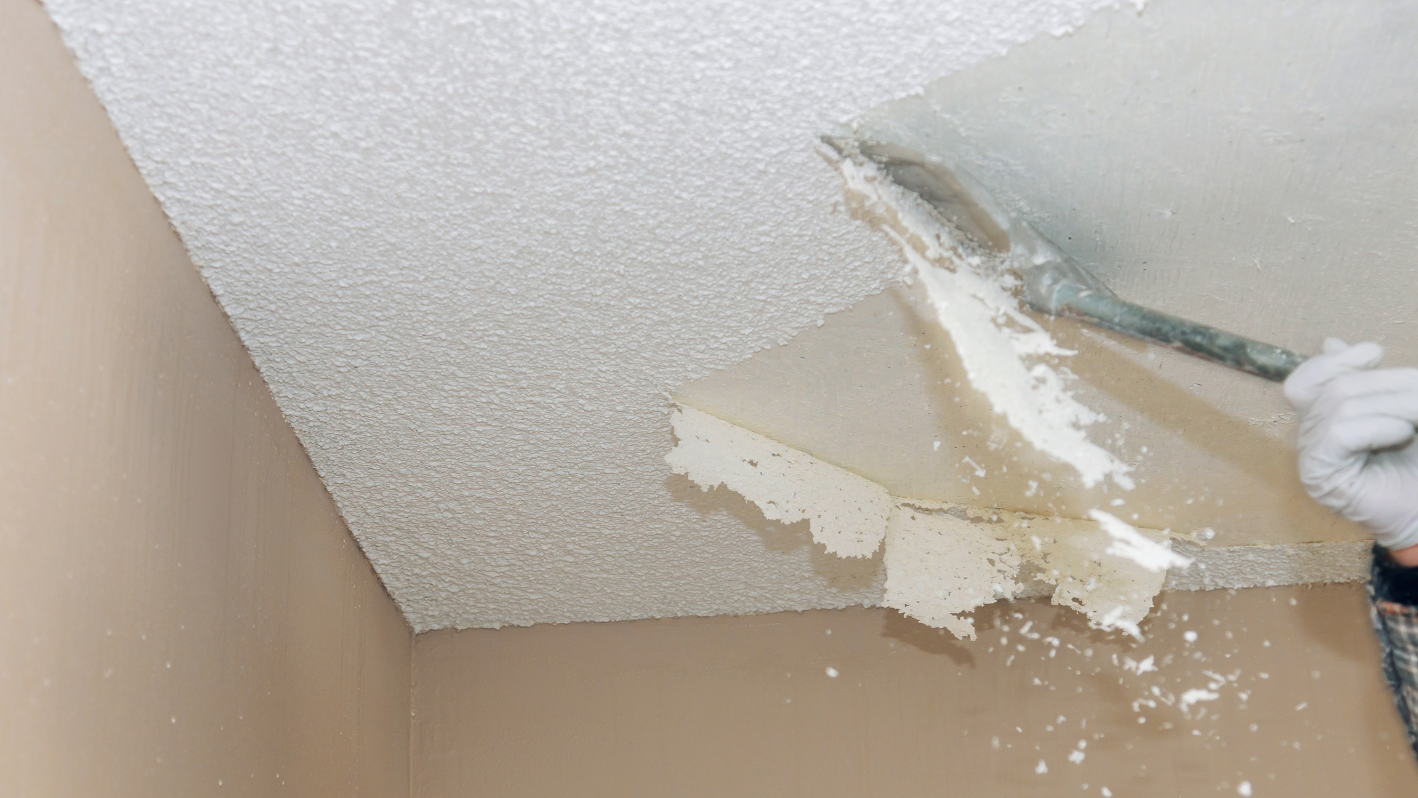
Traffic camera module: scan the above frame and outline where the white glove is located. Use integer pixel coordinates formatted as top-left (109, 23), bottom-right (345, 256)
top-left (1283, 338), bottom-right (1418, 552)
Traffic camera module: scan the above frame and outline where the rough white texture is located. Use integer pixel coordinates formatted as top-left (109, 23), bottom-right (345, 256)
top-left (41, 0), bottom-right (1133, 629)
top-left (1164, 540), bottom-right (1371, 591)
top-left (835, 155), bottom-right (1133, 488)
top-left (1029, 513), bottom-right (1169, 637)
top-left (666, 407), bottom-right (890, 558)
top-left (883, 506), bottom-right (1024, 639)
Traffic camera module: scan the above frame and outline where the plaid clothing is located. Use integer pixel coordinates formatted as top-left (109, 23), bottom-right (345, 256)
top-left (1371, 545), bottom-right (1418, 761)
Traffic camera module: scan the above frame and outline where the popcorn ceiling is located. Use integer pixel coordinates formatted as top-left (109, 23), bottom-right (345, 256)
top-left (41, 0), bottom-right (1136, 629)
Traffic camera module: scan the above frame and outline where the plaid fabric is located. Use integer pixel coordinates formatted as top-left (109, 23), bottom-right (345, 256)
top-left (1371, 549), bottom-right (1418, 762)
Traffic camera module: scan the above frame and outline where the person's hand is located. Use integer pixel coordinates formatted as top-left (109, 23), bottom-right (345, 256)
top-left (1284, 338), bottom-right (1418, 554)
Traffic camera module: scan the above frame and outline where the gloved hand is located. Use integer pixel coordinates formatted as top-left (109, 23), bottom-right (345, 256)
top-left (1284, 338), bottom-right (1418, 552)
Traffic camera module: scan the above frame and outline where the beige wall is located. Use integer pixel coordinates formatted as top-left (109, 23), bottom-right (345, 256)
top-left (414, 585), bottom-right (1418, 797)
top-left (0, 0), bottom-right (411, 795)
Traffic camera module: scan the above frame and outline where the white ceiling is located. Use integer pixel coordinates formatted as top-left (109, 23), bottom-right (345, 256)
top-left (44, 0), bottom-right (1131, 630)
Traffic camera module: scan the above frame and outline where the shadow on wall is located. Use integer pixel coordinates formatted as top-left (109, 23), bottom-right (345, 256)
top-left (663, 473), bottom-right (884, 595)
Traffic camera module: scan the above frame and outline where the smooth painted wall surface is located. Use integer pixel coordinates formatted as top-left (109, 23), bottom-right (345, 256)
top-left (0, 1), bottom-right (411, 794)
top-left (413, 586), bottom-right (1416, 797)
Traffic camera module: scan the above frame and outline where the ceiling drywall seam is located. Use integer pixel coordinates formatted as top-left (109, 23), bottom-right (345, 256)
top-left (43, 0), bottom-right (1145, 630)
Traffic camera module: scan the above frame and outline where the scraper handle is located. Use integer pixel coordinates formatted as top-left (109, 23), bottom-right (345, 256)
top-left (1056, 288), bottom-right (1307, 382)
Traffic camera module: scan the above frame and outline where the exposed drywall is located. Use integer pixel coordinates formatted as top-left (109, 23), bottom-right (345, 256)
top-left (0, 2), bottom-right (411, 793)
top-left (680, 0), bottom-right (1418, 558)
top-left (38, 0), bottom-right (1149, 630)
top-left (411, 586), bottom-right (1418, 797)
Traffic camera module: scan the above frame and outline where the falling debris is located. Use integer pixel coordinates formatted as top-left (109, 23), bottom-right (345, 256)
top-left (1178, 688), bottom-right (1220, 711)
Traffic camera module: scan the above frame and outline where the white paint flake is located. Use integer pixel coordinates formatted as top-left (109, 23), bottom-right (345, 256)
top-left (1091, 510), bottom-right (1193, 572)
top-left (666, 409), bottom-right (1171, 637)
top-left (1178, 688), bottom-right (1220, 711)
top-left (666, 406), bottom-right (890, 558)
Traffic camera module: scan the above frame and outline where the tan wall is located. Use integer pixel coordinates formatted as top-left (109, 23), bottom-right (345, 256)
top-left (0, 1), bottom-right (412, 795)
top-left (414, 585), bottom-right (1418, 797)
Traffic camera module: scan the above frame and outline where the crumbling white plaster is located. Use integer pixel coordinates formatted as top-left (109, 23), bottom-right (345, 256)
top-left (667, 407), bottom-right (1371, 636)
top-left (41, 0), bottom-right (1136, 629)
top-left (666, 407), bottom-right (890, 558)
top-left (883, 507), bottom-right (1025, 639)
top-left (669, 405), bottom-right (1180, 639)
top-left (1031, 513), bottom-right (1169, 638)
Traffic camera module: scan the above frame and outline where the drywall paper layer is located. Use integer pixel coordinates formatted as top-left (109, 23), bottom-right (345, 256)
top-left (40, 0), bottom-right (1145, 630)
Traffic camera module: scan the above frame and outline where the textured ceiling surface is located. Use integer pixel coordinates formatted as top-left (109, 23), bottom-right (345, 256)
top-left (44, 0), bottom-right (1131, 630)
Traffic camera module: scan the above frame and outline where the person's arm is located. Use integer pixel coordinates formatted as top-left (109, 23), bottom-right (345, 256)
top-left (1389, 545), bottom-right (1418, 567)
top-left (1285, 339), bottom-right (1418, 761)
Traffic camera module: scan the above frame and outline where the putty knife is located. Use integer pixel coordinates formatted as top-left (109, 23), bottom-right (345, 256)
top-left (825, 136), bottom-right (1307, 381)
